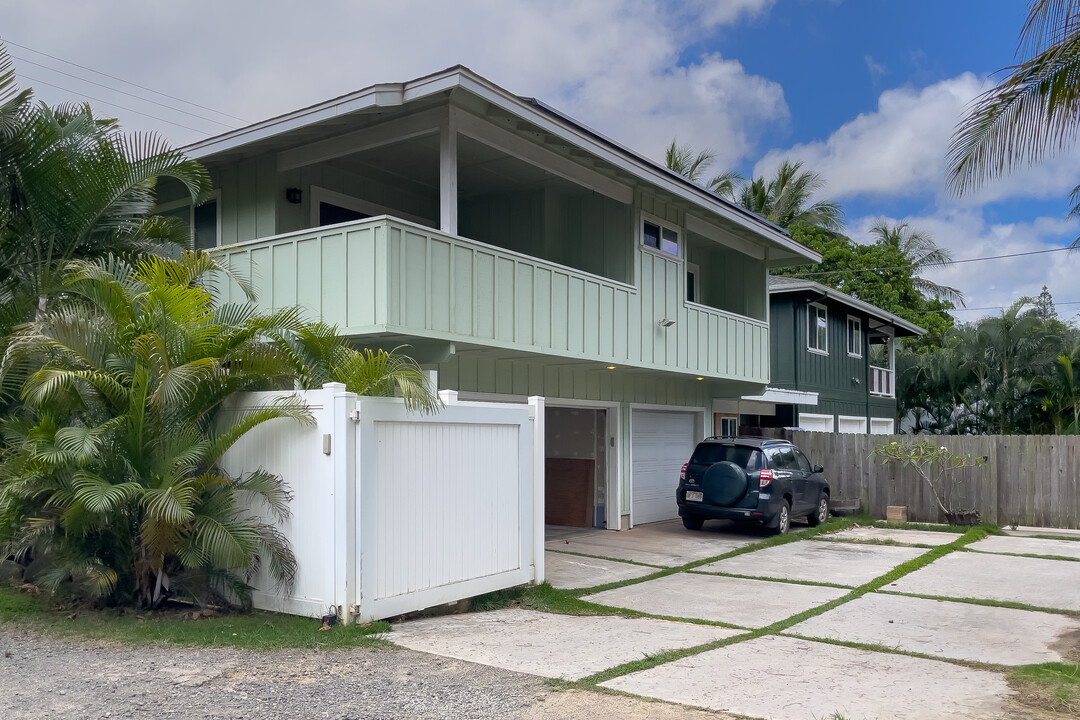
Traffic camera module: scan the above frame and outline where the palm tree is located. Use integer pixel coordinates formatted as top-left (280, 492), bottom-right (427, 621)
top-left (0, 253), bottom-right (314, 608)
top-left (947, 1), bottom-right (1080, 199)
top-left (664, 138), bottom-right (743, 198)
top-left (0, 42), bottom-right (210, 325)
top-left (868, 221), bottom-right (964, 305)
top-left (742, 159), bottom-right (845, 231)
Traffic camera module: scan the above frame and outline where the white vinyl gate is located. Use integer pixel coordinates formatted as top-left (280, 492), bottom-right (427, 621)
top-left (221, 385), bottom-right (544, 623)
top-left (356, 397), bottom-right (537, 619)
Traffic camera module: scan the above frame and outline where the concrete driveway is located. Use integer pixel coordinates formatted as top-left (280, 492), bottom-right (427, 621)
top-left (391, 521), bottom-right (1080, 720)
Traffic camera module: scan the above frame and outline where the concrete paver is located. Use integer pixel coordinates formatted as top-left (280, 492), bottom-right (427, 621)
top-left (787, 591), bottom-right (1080, 665)
top-left (582, 572), bottom-right (847, 628)
top-left (601, 635), bottom-right (1009, 720)
top-left (389, 609), bottom-right (738, 681)
top-left (969, 534), bottom-right (1080, 559)
top-left (697, 539), bottom-right (924, 586)
top-left (544, 551), bottom-right (655, 589)
top-left (890, 550), bottom-right (1080, 611)
top-left (1007, 525), bottom-right (1080, 539)
top-left (546, 520), bottom-right (757, 567)
top-left (819, 526), bottom-right (960, 546)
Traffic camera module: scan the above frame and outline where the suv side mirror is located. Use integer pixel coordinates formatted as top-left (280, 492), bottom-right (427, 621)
top-left (813, 464), bottom-right (824, 474)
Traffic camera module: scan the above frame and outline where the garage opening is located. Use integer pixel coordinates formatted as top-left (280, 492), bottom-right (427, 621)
top-left (631, 410), bottom-right (698, 525)
top-left (544, 407), bottom-right (607, 528)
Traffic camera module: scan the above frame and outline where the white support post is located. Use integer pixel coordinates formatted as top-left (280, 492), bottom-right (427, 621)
top-left (327, 382), bottom-right (358, 624)
top-left (439, 108), bottom-right (458, 235)
top-left (438, 389), bottom-right (459, 405)
top-left (528, 396), bottom-right (545, 585)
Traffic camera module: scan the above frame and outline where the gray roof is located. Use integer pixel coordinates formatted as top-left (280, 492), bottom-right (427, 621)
top-left (768, 275), bottom-right (926, 337)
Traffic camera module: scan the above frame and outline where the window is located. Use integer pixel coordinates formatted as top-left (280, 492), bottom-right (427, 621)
top-left (718, 415), bottom-right (738, 438)
top-left (155, 194), bottom-right (220, 251)
top-left (792, 448), bottom-right (812, 472)
top-left (686, 262), bottom-right (700, 303)
top-left (643, 218), bottom-right (679, 257)
top-left (808, 303), bottom-right (828, 353)
top-left (847, 316), bottom-right (862, 357)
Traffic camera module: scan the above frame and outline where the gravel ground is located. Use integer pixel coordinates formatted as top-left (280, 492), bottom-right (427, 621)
top-left (0, 629), bottom-right (729, 720)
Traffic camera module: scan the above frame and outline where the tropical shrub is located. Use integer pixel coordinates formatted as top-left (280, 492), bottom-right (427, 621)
top-left (870, 440), bottom-right (988, 524)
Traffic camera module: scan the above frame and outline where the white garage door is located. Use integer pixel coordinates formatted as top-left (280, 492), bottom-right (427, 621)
top-left (631, 410), bottom-right (697, 525)
top-left (799, 413), bottom-right (835, 432)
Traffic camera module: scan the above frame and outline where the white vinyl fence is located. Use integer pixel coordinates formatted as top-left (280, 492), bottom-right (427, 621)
top-left (220, 384), bottom-right (545, 623)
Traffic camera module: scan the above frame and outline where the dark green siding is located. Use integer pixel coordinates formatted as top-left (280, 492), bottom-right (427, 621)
top-left (769, 290), bottom-right (898, 427)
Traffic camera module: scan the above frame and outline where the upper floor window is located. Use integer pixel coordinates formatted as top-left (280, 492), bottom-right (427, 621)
top-left (847, 316), bottom-right (862, 357)
top-left (155, 194), bottom-right (219, 251)
top-left (643, 218), bottom-right (679, 257)
top-left (808, 303), bottom-right (828, 354)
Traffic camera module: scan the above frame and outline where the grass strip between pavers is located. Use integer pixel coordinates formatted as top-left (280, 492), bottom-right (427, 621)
top-left (542, 548), bottom-right (666, 569)
top-left (961, 547), bottom-right (1080, 563)
top-left (571, 525), bottom-right (994, 689)
top-left (872, 588), bottom-right (1080, 617)
top-left (685, 568), bottom-right (854, 590)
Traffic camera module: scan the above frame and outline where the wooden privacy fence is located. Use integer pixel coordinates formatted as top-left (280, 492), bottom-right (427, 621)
top-left (784, 431), bottom-right (1080, 529)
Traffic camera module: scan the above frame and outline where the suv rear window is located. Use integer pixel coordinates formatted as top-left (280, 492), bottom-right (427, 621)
top-left (689, 444), bottom-right (761, 471)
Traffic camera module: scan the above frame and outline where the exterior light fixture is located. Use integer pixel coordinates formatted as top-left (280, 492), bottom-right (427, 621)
top-left (606, 365), bottom-right (616, 370)
top-left (285, 187), bottom-right (303, 204)
top-left (658, 318), bottom-right (676, 328)
top-left (696, 377), bottom-right (704, 381)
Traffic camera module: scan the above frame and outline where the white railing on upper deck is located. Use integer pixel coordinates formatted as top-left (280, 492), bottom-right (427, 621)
top-left (870, 365), bottom-right (894, 397)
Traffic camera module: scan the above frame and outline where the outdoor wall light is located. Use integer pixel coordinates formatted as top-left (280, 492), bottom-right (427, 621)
top-left (659, 318), bottom-right (676, 328)
top-left (285, 187), bottom-right (303, 204)
top-left (606, 365), bottom-right (617, 370)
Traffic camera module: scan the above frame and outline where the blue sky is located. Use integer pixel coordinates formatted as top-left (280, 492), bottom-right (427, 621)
top-left (4, 0), bottom-right (1078, 318)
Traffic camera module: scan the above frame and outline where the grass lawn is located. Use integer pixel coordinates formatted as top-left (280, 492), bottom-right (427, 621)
top-left (0, 583), bottom-right (390, 651)
top-left (1009, 662), bottom-right (1080, 715)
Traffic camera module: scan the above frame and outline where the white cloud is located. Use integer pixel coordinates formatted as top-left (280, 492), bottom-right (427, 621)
top-left (2, 0), bottom-right (787, 165)
top-left (754, 73), bottom-right (1080, 207)
top-left (849, 210), bottom-right (1080, 320)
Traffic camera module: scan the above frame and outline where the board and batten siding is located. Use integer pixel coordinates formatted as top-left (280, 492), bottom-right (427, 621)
top-left (216, 217), bottom-right (769, 384)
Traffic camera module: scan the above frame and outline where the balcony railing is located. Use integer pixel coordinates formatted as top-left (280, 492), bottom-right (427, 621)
top-left (870, 365), bottom-right (894, 397)
top-left (214, 216), bottom-right (769, 383)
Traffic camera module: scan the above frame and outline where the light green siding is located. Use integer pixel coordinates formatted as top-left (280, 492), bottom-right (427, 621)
top-left (216, 217), bottom-right (770, 384)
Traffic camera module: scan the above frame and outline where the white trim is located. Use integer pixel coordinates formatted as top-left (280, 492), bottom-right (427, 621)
top-left (837, 415), bottom-right (868, 434)
top-left (439, 107), bottom-right (458, 234)
top-left (640, 211), bottom-right (681, 259)
top-left (798, 412), bottom-right (835, 433)
top-left (735, 388), bottom-right (819, 406)
top-left (153, 189), bottom-right (221, 250)
top-left (183, 67), bottom-right (819, 265)
top-left (716, 414), bottom-right (738, 438)
top-left (870, 417), bottom-right (895, 435)
top-left (808, 302), bottom-right (828, 355)
top-left (846, 315), bottom-right (863, 358)
top-left (309, 186), bottom-right (434, 228)
top-left (546, 398), bottom-right (622, 533)
top-left (686, 262), bottom-right (700, 303)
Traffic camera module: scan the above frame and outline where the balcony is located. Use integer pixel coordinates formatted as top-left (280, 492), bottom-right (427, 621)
top-left (214, 217), bottom-right (769, 383)
top-left (870, 365), bottom-right (894, 397)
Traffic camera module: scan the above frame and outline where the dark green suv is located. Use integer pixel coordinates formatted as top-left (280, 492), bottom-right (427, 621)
top-left (676, 437), bottom-right (830, 535)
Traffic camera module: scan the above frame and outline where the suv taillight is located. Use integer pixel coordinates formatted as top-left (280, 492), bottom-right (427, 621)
top-left (759, 469), bottom-right (774, 488)
top-left (680, 462), bottom-right (688, 481)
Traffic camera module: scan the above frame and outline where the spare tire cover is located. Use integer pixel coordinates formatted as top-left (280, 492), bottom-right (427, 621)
top-left (701, 461), bottom-right (749, 507)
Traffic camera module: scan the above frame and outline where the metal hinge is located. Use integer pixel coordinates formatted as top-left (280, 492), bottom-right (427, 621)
top-left (348, 409), bottom-right (361, 422)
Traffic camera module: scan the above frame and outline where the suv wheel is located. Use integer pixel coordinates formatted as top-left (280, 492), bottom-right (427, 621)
top-left (682, 515), bottom-right (704, 531)
top-left (773, 499), bottom-right (791, 535)
top-left (807, 494), bottom-right (829, 527)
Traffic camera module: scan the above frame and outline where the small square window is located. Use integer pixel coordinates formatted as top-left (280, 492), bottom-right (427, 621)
top-left (642, 218), bottom-right (679, 257)
top-left (808, 303), bottom-right (828, 353)
top-left (847, 316), bottom-right (862, 357)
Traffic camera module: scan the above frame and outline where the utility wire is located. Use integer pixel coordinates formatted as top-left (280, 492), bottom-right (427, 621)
top-left (12, 53), bottom-right (237, 129)
top-left (796, 245), bottom-right (1074, 278)
top-left (17, 73), bottom-right (211, 135)
top-left (1, 37), bottom-right (249, 123)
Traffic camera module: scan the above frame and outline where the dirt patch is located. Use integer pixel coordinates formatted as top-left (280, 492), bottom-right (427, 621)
top-left (1049, 628), bottom-right (1080, 659)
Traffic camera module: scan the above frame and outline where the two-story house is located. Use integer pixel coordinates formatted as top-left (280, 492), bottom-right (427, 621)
top-left (158, 66), bottom-right (820, 531)
top-left (713, 276), bottom-right (924, 436)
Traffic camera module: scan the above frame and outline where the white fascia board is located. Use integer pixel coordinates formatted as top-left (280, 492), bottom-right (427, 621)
top-left (739, 387), bottom-right (819, 406)
top-left (182, 66), bottom-right (819, 262)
